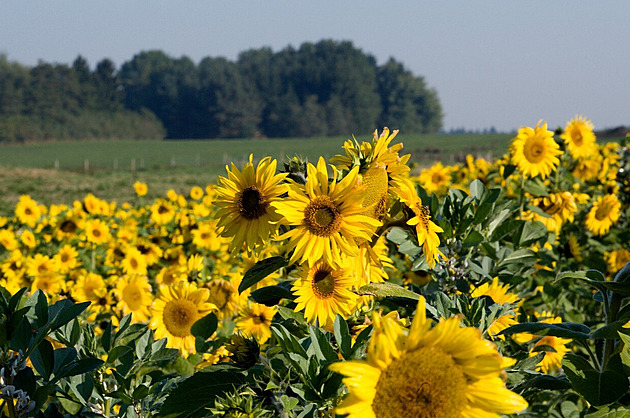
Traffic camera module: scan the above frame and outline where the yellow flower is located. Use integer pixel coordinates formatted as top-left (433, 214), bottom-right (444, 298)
top-left (585, 194), bottom-right (621, 236)
top-left (393, 178), bottom-right (444, 268)
top-left (510, 121), bottom-right (562, 179)
top-left (150, 281), bottom-right (216, 356)
top-left (514, 312), bottom-right (571, 374)
top-left (115, 274), bottom-right (153, 323)
top-left (235, 302), bottom-right (277, 344)
top-left (15, 195), bottom-right (42, 227)
top-left (54, 244), bottom-right (80, 273)
top-left (20, 229), bottom-right (37, 249)
top-left (83, 219), bottom-right (111, 245)
top-left (292, 261), bottom-right (358, 329)
top-left (329, 297), bottom-right (528, 417)
top-left (72, 272), bottom-right (107, 304)
top-left (605, 248), bottom-right (630, 275)
top-left (214, 155), bottom-right (288, 255)
top-left (471, 278), bottom-right (520, 340)
top-left (150, 199), bottom-right (176, 225)
top-left (121, 247), bottom-right (148, 276)
top-left (573, 155), bottom-right (602, 182)
top-left (418, 161), bottom-right (452, 195)
top-left (273, 157), bottom-right (380, 268)
top-left (561, 116), bottom-right (597, 159)
top-left (27, 254), bottom-right (58, 278)
top-left (0, 229), bottom-right (18, 251)
top-left (191, 221), bottom-right (222, 251)
top-left (189, 186), bottom-right (204, 200)
top-left (203, 278), bottom-right (239, 319)
top-left (133, 181), bottom-right (148, 197)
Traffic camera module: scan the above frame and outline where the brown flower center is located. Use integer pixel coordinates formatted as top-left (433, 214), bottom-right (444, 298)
top-left (163, 299), bottom-right (199, 338)
top-left (238, 186), bottom-right (268, 220)
top-left (304, 196), bottom-right (341, 237)
top-left (312, 268), bottom-right (335, 298)
top-left (372, 347), bottom-right (467, 418)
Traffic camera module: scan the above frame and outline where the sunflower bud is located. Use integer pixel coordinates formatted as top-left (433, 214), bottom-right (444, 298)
top-left (226, 334), bottom-right (259, 369)
top-left (283, 156), bottom-right (308, 184)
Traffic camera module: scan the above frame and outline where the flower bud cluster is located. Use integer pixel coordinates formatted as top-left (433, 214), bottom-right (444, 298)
top-left (0, 352), bottom-right (35, 416)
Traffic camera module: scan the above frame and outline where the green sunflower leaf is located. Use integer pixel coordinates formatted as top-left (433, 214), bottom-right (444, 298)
top-left (238, 256), bottom-right (289, 294)
top-left (355, 282), bottom-right (420, 300)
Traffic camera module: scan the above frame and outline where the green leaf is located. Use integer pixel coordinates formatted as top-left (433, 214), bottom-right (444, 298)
top-left (517, 221), bottom-right (547, 247)
top-left (619, 331), bottom-right (630, 370)
top-left (515, 374), bottom-right (572, 391)
top-left (191, 312), bottom-right (218, 340)
top-left (159, 370), bottom-right (246, 418)
top-left (356, 282), bottom-right (420, 300)
top-left (469, 179), bottom-right (486, 201)
top-left (308, 326), bottom-right (337, 363)
top-left (333, 315), bottom-right (351, 360)
top-left (30, 339), bottom-right (54, 380)
top-left (523, 178), bottom-right (549, 196)
top-left (500, 322), bottom-right (591, 339)
top-left (563, 353), bottom-right (629, 406)
top-left (463, 230), bottom-right (483, 246)
top-left (52, 347), bottom-right (78, 377)
top-left (585, 406), bottom-right (630, 417)
top-left (498, 249), bottom-right (537, 267)
top-left (238, 256), bottom-right (288, 294)
top-left (106, 346), bottom-right (133, 364)
top-left (250, 283), bottom-right (295, 305)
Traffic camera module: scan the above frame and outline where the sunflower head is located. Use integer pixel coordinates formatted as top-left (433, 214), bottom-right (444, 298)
top-left (561, 115), bottom-right (597, 159)
top-left (510, 121), bottom-right (563, 179)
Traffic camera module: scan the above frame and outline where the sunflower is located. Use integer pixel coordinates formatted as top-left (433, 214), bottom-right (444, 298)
top-left (572, 155), bottom-right (602, 182)
top-left (605, 248), bottom-right (630, 275)
top-left (393, 178), bottom-right (444, 268)
top-left (510, 121), bottom-right (562, 179)
top-left (561, 116), bottom-right (597, 159)
top-left (115, 274), bottom-right (153, 323)
top-left (54, 244), bottom-right (80, 273)
top-left (192, 221), bottom-right (222, 251)
top-left (190, 186), bottom-right (204, 200)
top-left (471, 278), bottom-right (520, 340)
top-left (418, 162), bottom-right (452, 195)
top-left (585, 194), bottom-right (621, 236)
top-left (567, 234), bottom-right (583, 263)
top-left (234, 302), bottom-right (277, 344)
top-left (329, 297), bottom-right (528, 417)
top-left (514, 311), bottom-right (571, 374)
top-left (15, 195), bottom-right (42, 227)
top-left (20, 229), bottom-right (37, 249)
top-left (72, 271), bottom-right (108, 305)
top-left (0, 229), bottom-right (18, 251)
top-left (214, 155), bottom-right (288, 255)
top-left (121, 246), bottom-right (148, 276)
top-left (150, 281), bottom-right (216, 356)
top-left (203, 278), bottom-right (239, 319)
top-left (133, 181), bottom-right (148, 197)
top-left (150, 199), bottom-right (176, 225)
top-left (26, 254), bottom-right (58, 279)
top-left (82, 219), bottom-right (111, 245)
top-left (31, 273), bottom-right (64, 298)
top-left (273, 157), bottom-right (380, 268)
top-left (292, 261), bottom-right (358, 329)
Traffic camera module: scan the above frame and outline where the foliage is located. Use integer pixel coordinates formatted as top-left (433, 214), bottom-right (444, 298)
top-left (0, 124), bottom-right (629, 416)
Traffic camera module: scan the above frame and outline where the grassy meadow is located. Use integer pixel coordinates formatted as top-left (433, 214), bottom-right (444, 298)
top-left (0, 132), bottom-right (512, 214)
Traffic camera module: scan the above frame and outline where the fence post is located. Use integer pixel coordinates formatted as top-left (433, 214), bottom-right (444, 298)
top-left (84, 159), bottom-right (89, 171)
top-left (131, 158), bottom-right (136, 172)
top-left (54, 159), bottom-right (59, 170)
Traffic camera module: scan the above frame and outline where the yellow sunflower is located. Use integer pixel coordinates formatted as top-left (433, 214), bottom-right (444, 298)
top-left (121, 246), bottom-right (148, 276)
top-left (26, 254), bottom-right (58, 279)
top-left (133, 181), bottom-right (148, 197)
top-left (471, 278), bottom-right (520, 340)
top-left (567, 234), bottom-right (583, 263)
top-left (214, 155), bottom-right (288, 255)
top-left (514, 311), bottom-right (571, 374)
top-left (15, 195), bottom-right (42, 227)
top-left (82, 219), bottom-right (111, 245)
top-left (20, 229), bottom-right (37, 249)
top-left (234, 302), bottom-right (277, 344)
top-left (329, 297), bottom-right (528, 417)
top-left (150, 281), bottom-right (216, 356)
top-left (273, 157), bottom-right (380, 268)
top-left (605, 248), bottom-right (630, 275)
top-left (150, 199), bottom-right (176, 225)
top-left (572, 155), bottom-right (602, 182)
top-left (510, 121), bottom-right (562, 179)
top-left (189, 186), bottom-right (204, 200)
top-left (115, 274), bottom-right (153, 323)
top-left (393, 178), bottom-right (444, 268)
top-left (54, 244), bottom-right (80, 273)
top-left (203, 278), bottom-right (240, 319)
top-left (31, 273), bottom-right (64, 298)
top-left (561, 116), bottom-right (597, 159)
top-left (585, 194), bottom-right (621, 236)
top-left (72, 272), bottom-right (108, 304)
top-left (292, 261), bottom-right (358, 329)
top-left (191, 221), bottom-right (223, 251)
top-left (0, 229), bottom-right (18, 251)
top-left (418, 162), bottom-right (452, 195)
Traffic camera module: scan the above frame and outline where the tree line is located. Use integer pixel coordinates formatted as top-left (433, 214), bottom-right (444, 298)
top-left (0, 40), bottom-right (443, 142)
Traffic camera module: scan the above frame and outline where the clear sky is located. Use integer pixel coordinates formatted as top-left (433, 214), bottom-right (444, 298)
top-left (2, 1), bottom-right (629, 132)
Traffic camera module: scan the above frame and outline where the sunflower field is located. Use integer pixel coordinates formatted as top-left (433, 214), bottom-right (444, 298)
top-left (1, 117), bottom-right (630, 417)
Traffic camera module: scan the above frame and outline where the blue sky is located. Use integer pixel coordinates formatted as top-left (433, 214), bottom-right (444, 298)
top-left (2, 1), bottom-right (629, 132)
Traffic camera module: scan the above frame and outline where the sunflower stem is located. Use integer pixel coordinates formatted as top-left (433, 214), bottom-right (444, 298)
top-left (518, 175), bottom-right (526, 218)
top-left (579, 340), bottom-right (600, 371)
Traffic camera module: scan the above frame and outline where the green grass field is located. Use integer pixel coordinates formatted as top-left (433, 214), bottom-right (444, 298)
top-left (0, 133), bottom-right (514, 215)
